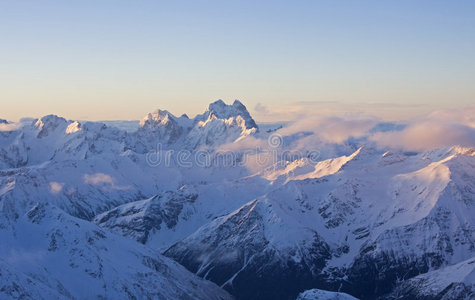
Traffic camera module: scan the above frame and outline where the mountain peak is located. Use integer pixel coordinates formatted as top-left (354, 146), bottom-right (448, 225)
top-left (134, 100), bottom-right (258, 150)
top-left (34, 115), bottom-right (69, 138)
top-left (208, 99), bottom-right (226, 110)
top-left (204, 99), bottom-right (257, 130)
top-left (232, 99), bottom-right (246, 110)
top-left (140, 109), bottom-right (176, 128)
top-left (35, 115), bottom-right (67, 127)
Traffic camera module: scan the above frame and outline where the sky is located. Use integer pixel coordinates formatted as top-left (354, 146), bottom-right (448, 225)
top-left (1, 0), bottom-right (474, 122)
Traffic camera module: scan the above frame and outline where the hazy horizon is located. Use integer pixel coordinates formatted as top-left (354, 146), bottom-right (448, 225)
top-left (4, 98), bottom-right (475, 125)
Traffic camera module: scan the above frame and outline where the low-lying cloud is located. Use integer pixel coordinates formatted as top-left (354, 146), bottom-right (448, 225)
top-left (213, 106), bottom-right (475, 174)
top-left (0, 122), bottom-right (22, 132)
top-left (278, 116), bottom-right (379, 144)
top-left (84, 173), bottom-right (115, 185)
top-left (254, 103), bottom-right (269, 115)
top-left (276, 106), bottom-right (475, 152)
top-left (83, 173), bottom-right (131, 190)
top-left (49, 182), bottom-right (64, 194)
top-left (371, 121), bottom-right (475, 152)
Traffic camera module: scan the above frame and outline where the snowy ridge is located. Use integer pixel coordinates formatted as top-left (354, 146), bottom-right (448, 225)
top-left (387, 256), bottom-right (475, 299)
top-left (260, 147), bottom-right (362, 183)
top-left (95, 179), bottom-right (270, 250)
top-left (94, 186), bottom-right (199, 244)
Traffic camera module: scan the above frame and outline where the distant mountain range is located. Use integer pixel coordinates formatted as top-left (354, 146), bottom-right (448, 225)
top-left (1, 100), bottom-right (474, 300)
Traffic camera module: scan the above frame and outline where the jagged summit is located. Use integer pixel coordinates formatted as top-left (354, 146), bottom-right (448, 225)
top-left (140, 100), bottom-right (257, 130)
top-left (140, 109), bottom-right (171, 127)
top-left (34, 114), bottom-right (67, 128)
top-left (33, 115), bottom-right (69, 138)
top-left (136, 100), bottom-right (258, 149)
top-left (207, 99), bottom-right (227, 110)
top-left (139, 109), bottom-right (190, 128)
top-left (202, 99), bottom-right (257, 130)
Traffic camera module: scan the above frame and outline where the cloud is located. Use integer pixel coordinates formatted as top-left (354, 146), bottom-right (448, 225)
top-left (6, 248), bottom-right (46, 265)
top-left (370, 107), bottom-right (475, 152)
top-left (252, 100), bottom-right (445, 123)
top-left (254, 103), bottom-right (269, 114)
top-left (0, 122), bottom-right (22, 132)
top-left (49, 182), bottom-right (64, 194)
top-left (217, 136), bottom-right (268, 152)
top-left (425, 107), bottom-right (475, 127)
top-left (83, 173), bottom-right (131, 190)
top-left (221, 106), bottom-right (475, 175)
top-left (278, 115), bottom-right (379, 144)
top-left (371, 121), bottom-right (475, 152)
top-left (274, 106), bottom-right (475, 152)
top-left (84, 173), bottom-right (115, 185)
top-left (214, 115), bottom-right (378, 173)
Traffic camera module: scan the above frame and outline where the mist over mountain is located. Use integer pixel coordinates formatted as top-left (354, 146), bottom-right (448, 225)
top-left (1, 100), bottom-right (474, 300)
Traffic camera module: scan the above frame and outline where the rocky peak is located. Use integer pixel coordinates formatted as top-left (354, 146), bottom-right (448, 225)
top-left (140, 109), bottom-right (176, 128)
top-left (34, 115), bottom-right (69, 138)
top-left (34, 114), bottom-right (67, 128)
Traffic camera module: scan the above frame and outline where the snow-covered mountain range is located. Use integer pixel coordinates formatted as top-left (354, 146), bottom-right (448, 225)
top-left (1, 100), bottom-right (474, 300)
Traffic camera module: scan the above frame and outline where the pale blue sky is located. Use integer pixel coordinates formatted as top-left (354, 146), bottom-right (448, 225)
top-left (1, 1), bottom-right (474, 121)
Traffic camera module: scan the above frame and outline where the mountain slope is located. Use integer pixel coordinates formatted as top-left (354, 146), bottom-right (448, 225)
top-left (385, 256), bottom-right (475, 300)
top-left (0, 203), bottom-right (231, 300)
top-left (164, 147), bottom-right (475, 299)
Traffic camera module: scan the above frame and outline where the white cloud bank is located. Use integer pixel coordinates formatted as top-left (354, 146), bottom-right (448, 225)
top-left (0, 122), bottom-right (22, 132)
top-left (371, 107), bottom-right (475, 152)
top-left (223, 106), bottom-right (474, 171)
top-left (278, 116), bottom-right (379, 144)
